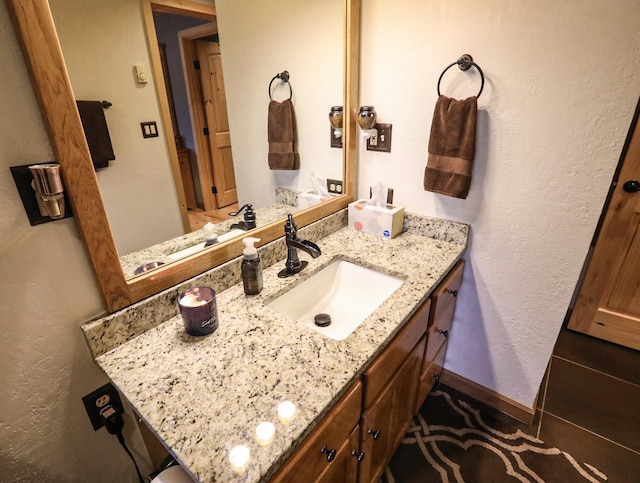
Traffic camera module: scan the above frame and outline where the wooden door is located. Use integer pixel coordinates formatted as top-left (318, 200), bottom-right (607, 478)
top-left (196, 40), bottom-right (238, 208)
top-left (568, 107), bottom-right (640, 350)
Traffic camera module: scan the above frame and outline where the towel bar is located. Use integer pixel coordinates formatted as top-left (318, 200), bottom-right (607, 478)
top-left (437, 54), bottom-right (484, 98)
top-left (269, 71), bottom-right (293, 101)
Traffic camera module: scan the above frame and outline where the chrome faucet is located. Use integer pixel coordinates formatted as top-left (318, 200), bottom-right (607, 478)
top-left (278, 214), bottom-right (321, 278)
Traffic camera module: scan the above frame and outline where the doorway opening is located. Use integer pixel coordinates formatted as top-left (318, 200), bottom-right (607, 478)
top-left (145, 1), bottom-right (239, 232)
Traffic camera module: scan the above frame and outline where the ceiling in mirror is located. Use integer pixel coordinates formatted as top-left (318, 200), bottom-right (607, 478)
top-left (49, 0), bottom-right (345, 279)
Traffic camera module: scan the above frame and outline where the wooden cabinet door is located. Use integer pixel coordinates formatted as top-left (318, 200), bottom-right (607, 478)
top-left (315, 426), bottom-right (360, 483)
top-left (358, 339), bottom-right (424, 483)
top-left (270, 382), bottom-right (362, 483)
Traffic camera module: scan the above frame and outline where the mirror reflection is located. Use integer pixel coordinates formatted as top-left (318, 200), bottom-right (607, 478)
top-left (49, 0), bottom-right (344, 279)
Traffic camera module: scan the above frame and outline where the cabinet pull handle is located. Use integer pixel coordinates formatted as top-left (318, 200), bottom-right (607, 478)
top-left (446, 289), bottom-right (458, 297)
top-left (351, 450), bottom-right (365, 462)
top-left (320, 446), bottom-right (337, 462)
top-left (438, 329), bottom-right (449, 338)
top-left (367, 429), bottom-right (381, 440)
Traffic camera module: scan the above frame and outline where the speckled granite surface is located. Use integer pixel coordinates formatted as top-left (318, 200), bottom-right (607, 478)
top-left (83, 210), bottom-right (349, 359)
top-left (120, 203), bottom-right (302, 280)
top-left (83, 211), bottom-right (468, 483)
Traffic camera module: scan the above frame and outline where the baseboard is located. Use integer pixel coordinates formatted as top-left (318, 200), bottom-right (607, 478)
top-left (439, 369), bottom-right (536, 425)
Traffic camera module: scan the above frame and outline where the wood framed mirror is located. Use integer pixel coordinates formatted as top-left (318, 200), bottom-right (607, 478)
top-left (7, 0), bottom-right (359, 313)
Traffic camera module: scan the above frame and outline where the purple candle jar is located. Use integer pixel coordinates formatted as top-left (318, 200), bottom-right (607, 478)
top-left (177, 287), bottom-right (218, 336)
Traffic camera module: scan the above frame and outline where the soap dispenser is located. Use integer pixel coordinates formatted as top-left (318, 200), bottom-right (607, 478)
top-left (203, 222), bottom-right (218, 247)
top-left (241, 237), bottom-right (263, 295)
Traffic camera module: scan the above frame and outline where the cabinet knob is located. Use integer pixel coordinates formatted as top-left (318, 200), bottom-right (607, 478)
top-left (367, 429), bottom-right (381, 440)
top-left (320, 446), bottom-right (336, 462)
top-left (438, 329), bottom-right (449, 338)
top-left (351, 450), bottom-right (365, 462)
top-left (446, 289), bottom-right (458, 297)
top-left (431, 373), bottom-right (440, 381)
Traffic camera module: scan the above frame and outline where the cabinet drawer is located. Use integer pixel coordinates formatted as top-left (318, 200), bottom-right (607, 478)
top-left (429, 259), bottom-right (464, 327)
top-left (414, 339), bottom-right (448, 414)
top-left (425, 299), bottom-right (454, 364)
top-left (362, 299), bottom-right (430, 408)
top-left (271, 381), bottom-right (362, 483)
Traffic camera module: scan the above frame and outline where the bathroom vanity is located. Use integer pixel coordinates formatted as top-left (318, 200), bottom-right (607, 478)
top-left (82, 212), bottom-right (468, 482)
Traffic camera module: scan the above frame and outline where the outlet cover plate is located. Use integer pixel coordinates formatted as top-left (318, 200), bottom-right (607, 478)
top-left (82, 382), bottom-right (124, 431)
top-left (367, 123), bottom-right (392, 153)
top-left (326, 179), bottom-right (343, 195)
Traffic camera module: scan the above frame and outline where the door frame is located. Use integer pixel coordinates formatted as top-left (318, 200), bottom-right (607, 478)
top-left (179, 22), bottom-right (220, 211)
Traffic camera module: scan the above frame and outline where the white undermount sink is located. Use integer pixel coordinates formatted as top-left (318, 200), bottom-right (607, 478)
top-left (267, 260), bottom-right (404, 341)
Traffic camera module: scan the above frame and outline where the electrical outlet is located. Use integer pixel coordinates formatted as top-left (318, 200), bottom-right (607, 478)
top-left (327, 179), bottom-right (343, 195)
top-left (82, 382), bottom-right (124, 431)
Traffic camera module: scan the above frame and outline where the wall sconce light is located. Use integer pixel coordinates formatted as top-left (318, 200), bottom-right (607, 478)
top-left (357, 106), bottom-right (378, 143)
top-left (357, 106), bottom-right (392, 153)
top-left (329, 106), bottom-right (343, 138)
top-left (328, 106), bottom-right (343, 149)
top-left (29, 163), bottom-right (66, 219)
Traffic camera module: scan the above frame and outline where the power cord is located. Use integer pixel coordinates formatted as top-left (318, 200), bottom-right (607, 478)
top-left (100, 405), bottom-right (146, 483)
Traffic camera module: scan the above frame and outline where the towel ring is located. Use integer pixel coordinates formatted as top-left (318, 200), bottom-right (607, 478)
top-left (269, 71), bottom-right (293, 101)
top-left (437, 54), bottom-right (484, 98)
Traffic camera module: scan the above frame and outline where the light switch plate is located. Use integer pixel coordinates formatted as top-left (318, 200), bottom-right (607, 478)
top-left (140, 121), bottom-right (159, 138)
top-left (367, 123), bottom-right (392, 153)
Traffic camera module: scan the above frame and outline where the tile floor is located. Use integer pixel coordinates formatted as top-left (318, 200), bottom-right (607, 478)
top-left (534, 328), bottom-right (640, 481)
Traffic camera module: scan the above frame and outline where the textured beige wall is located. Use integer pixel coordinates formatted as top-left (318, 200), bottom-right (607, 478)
top-left (0, 3), bottom-right (150, 481)
top-left (359, 0), bottom-right (640, 407)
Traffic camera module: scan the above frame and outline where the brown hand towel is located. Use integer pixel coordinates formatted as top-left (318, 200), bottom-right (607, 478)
top-left (76, 100), bottom-right (115, 169)
top-left (268, 99), bottom-right (300, 170)
top-left (424, 95), bottom-right (477, 199)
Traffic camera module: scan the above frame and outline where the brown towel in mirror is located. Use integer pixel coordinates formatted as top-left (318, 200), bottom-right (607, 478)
top-left (424, 95), bottom-right (477, 199)
top-left (268, 99), bottom-right (300, 170)
top-left (76, 100), bottom-right (115, 169)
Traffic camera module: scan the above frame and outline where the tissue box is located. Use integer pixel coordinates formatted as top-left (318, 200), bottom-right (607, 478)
top-left (348, 200), bottom-right (405, 239)
top-left (298, 192), bottom-right (333, 209)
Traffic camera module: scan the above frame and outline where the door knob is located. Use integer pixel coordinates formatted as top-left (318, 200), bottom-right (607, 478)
top-left (623, 180), bottom-right (640, 193)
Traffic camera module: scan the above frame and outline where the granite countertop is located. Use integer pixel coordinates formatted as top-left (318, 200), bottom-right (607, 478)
top-left (119, 202), bottom-right (300, 280)
top-left (93, 220), bottom-right (467, 482)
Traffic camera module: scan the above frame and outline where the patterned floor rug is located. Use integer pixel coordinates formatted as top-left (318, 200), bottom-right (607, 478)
top-left (382, 388), bottom-right (607, 483)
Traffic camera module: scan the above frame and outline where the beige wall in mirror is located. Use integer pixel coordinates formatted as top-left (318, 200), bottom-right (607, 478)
top-left (7, 0), bottom-right (359, 313)
top-left (49, 0), bottom-right (344, 276)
